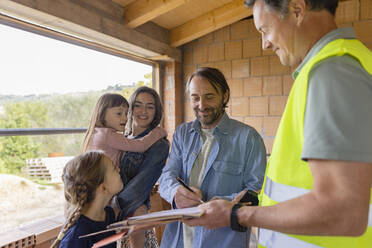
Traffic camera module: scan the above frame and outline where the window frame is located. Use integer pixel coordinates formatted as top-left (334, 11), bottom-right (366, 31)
top-left (0, 13), bottom-right (161, 247)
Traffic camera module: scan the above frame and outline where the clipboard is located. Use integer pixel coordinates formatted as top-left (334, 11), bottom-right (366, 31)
top-left (80, 207), bottom-right (204, 248)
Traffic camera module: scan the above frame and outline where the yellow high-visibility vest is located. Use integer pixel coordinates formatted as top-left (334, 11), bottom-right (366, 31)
top-left (258, 39), bottom-right (372, 248)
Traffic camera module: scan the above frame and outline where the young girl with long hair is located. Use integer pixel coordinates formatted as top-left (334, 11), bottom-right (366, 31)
top-left (81, 93), bottom-right (167, 167)
top-left (51, 150), bottom-right (123, 248)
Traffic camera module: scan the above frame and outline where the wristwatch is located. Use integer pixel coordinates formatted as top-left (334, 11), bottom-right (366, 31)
top-left (230, 203), bottom-right (247, 232)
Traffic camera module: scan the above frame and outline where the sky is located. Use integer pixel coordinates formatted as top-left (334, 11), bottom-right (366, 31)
top-left (0, 23), bottom-right (152, 96)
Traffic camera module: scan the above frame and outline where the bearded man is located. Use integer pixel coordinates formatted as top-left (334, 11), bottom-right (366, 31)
top-left (158, 67), bottom-right (267, 248)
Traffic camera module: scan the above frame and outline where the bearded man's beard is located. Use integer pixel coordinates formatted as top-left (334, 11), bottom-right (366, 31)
top-left (194, 103), bottom-right (224, 126)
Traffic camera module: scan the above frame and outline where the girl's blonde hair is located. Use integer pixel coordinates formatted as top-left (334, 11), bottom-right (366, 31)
top-left (81, 93), bottom-right (129, 152)
top-left (51, 150), bottom-right (107, 248)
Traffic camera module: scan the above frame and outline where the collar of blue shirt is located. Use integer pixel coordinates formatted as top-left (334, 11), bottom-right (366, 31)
top-left (189, 112), bottom-right (230, 135)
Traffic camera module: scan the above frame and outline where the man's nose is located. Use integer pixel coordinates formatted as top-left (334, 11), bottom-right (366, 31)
top-left (198, 98), bottom-right (207, 111)
top-left (262, 38), bottom-right (272, 50)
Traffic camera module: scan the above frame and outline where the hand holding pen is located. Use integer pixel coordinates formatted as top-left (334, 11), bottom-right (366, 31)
top-left (175, 177), bottom-right (204, 208)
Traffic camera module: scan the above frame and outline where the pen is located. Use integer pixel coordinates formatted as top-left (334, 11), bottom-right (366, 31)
top-left (176, 176), bottom-right (204, 203)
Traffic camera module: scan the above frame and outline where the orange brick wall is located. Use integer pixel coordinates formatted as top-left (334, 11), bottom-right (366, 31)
top-left (162, 61), bottom-right (183, 141)
top-left (180, 0), bottom-right (372, 154)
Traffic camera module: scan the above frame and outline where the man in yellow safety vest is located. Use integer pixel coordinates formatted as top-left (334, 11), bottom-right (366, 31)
top-left (185, 0), bottom-right (372, 247)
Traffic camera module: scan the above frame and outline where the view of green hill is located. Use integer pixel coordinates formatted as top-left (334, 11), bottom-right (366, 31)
top-left (0, 80), bottom-right (150, 174)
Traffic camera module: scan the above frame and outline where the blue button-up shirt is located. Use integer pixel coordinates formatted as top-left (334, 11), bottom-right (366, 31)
top-left (158, 113), bottom-right (267, 248)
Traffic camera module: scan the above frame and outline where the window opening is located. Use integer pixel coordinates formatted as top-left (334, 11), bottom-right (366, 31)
top-left (0, 19), bottom-right (153, 233)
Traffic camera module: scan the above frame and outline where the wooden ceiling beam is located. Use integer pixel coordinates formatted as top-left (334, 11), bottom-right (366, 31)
top-left (0, 0), bottom-right (181, 61)
top-left (125, 0), bottom-right (189, 29)
top-left (112, 0), bottom-right (136, 7)
top-left (170, 0), bottom-right (252, 47)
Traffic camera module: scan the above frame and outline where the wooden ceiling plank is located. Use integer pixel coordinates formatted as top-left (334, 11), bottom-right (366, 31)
top-left (112, 0), bottom-right (137, 7)
top-left (170, 0), bottom-right (252, 47)
top-left (0, 0), bottom-right (181, 61)
top-left (125, 0), bottom-right (189, 28)
top-left (150, 0), bottom-right (232, 29)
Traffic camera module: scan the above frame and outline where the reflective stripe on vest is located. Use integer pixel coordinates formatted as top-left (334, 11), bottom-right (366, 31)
top-left (369, 205), bottom-right (372, 227)
top-left (264, 177), bottom-right (310, 202)
top-left (259, 228), bottom-right (322, 248)
top-left (264, 177), bottom-right (372, 227)
top-left (259, 226), bottom-right (372, 248)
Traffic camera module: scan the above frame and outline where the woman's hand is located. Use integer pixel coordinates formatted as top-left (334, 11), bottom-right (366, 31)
top-left (174, 185), bottom-right (203, 208)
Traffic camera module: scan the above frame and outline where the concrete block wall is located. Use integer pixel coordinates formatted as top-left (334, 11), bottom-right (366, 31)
top-left (180, 0), bottom-right (372, 154)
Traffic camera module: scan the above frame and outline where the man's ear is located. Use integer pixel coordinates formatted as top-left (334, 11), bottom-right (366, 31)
top-left (223, 91), bottom-right (229, 106)
top-left (289, 0), bottom-right (306, 26)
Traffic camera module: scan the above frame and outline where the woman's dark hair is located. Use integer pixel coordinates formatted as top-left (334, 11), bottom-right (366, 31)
top-left (126, 86), bottom-right (163, 134)
top-left (186, 67), bottom-right (230, 110)
top-left (244, 0), bottom-right (338, 16)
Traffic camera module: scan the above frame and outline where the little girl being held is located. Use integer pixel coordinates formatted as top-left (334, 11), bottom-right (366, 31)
top-left (81, 93), bottom-right (167, 166)
top-left (51, 150), bottom-right (123, 248)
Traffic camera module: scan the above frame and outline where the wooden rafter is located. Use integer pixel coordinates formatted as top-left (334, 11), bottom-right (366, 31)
top-left (170, 0), bottom-right (252, 47)
top-left (112, 0), bottom-right (136, 7)
top-left (125, 0), bottom-right (189, 29)
top-left (0, 0), bottom-right (181, 61)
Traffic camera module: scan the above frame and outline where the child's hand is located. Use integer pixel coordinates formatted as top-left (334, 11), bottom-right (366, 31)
top-left (155, 126), bottom-right (168, 138)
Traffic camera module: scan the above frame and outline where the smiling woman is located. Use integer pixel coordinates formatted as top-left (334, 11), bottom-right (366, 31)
top-left (116, 87), bottom-right (170, 248)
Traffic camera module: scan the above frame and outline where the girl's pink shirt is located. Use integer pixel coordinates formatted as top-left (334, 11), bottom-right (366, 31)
top-left (87, 127), bottom-right (167, 166)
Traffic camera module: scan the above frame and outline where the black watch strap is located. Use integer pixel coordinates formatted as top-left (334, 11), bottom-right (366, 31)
top-left (230, 203), bottom-right (247, 232)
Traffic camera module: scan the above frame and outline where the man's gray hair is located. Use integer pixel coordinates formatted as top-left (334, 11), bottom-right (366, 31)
top-left (244, 0), bottom-right (339, 17)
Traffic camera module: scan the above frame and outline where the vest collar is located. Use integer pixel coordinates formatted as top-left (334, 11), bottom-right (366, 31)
top-left (293, 27), bottom-right (357, 80)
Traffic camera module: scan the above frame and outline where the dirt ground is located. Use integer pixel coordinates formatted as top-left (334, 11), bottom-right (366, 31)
top-left (0, 174), bottom-right (64, 232)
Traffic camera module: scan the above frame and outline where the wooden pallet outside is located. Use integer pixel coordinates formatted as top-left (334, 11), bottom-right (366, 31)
top-left (0, 232), bottom-right (35, 248)
top-left (25, 156), bottom-right (73, 183)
